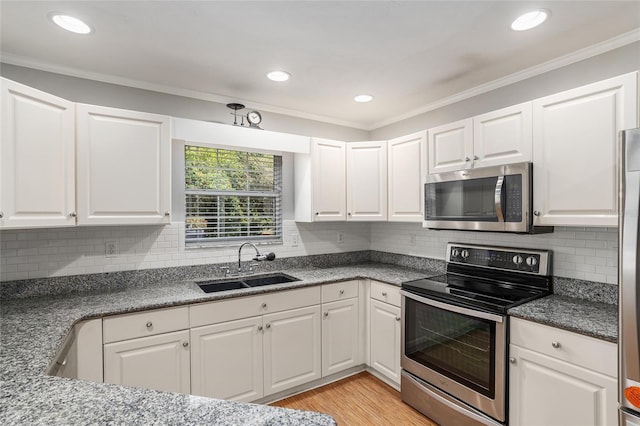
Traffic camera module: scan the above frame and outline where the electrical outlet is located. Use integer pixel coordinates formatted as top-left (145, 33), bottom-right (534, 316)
top-left (105, 240), bottom-right (117, 257)
top-left (291, 233), bottom-right (299, 247)
top-left (410, 233), bottom-right (417, 246)
top-left (337, 232), bottom-right (344, 244)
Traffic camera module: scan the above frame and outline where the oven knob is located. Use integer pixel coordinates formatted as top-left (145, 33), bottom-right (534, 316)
top-left (451, 248), bottom-right (460, 258)
top-left (461, 249), bottom-right (470, 259)
top-left (512, 255), bottom-right (524, 265)
top-left (526, 256), bottom-right (538, 267)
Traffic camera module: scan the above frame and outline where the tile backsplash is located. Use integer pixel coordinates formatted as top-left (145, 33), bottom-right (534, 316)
top-left (370, 223), bottom-right (619, 285)
top-left (0, 221), bottom-right (618, 284)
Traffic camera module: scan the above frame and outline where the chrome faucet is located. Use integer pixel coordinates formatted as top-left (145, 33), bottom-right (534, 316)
top-left (237, 242), bottom-right (276, 274)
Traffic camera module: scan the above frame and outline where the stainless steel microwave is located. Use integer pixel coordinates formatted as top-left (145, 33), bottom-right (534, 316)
top-left (424, 162), bottom-right (553, 234)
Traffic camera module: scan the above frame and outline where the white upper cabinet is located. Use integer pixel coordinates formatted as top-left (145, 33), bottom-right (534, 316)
top-left (347, 141), bottom-right (388, 221)
top-left (0, 78), bottom-right (76, 229)
top-left (532, 72), bottom-right (638, 227)
top-left (76, 104), bottom-right (171, 225)
top-left (387, 131), bottom-right (426, 222)
top-left (427, 103), bottom-right (533, 174)
top-left (473, 102), bottom-right (532, 168)
top-left (428, 118), bottom-right (473, 174)
top-left (295, 137), bottom-right (346, 222)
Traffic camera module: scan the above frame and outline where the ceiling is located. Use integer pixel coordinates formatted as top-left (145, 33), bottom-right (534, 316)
top-left (1, 1), bottom-right (639, 130)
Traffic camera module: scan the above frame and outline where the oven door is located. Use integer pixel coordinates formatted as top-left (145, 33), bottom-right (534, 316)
top-left (400, 290), bottom-right (507, 423)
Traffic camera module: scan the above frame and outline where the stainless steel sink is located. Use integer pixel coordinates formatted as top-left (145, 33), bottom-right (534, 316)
top-left (196, 273), bottom-right (300, 293)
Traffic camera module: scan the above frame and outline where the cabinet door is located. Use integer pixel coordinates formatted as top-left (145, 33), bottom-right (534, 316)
top-left (190, 317), bottom-right (263, 402)
top-left (322, 298), bottom-right (360, 376)
top-left (263, 305), bottom-right (321, 395)
top-left (0, 78), bottom-right (76, 228)
top-left (509, 344), bottom-right (617, 426)
top-left (311, 138), bottom-right (346, 221)
top-left (388, 132), bottom-right (426, 222)
top-left (104, 330), bottom-right (190, 394)
top-left (76, 104), bottom-right (171, 225)
top-left (473, 102), bottom-right (532, 168)
top-left (428, 118), bottom-right (473, 174)
top-left (532, 73), bottom-right (638, 226)
top-left (369, 299), bottom-right (401, 384)
top-left (347, 141), bottom-right (387, 221)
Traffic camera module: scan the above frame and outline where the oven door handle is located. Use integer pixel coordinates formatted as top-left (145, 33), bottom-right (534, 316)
top-left (400, 290), bottom-right (504, 323)
top-left (495, 175), bottom-right (505, 222)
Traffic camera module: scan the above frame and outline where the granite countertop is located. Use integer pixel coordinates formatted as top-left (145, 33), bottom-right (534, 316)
top-left (0, 263), bottom-right (432, 425)
top-left (0, 258), bottom-right (618, 424)
top-left (508, 295), bottom-right (618, 343)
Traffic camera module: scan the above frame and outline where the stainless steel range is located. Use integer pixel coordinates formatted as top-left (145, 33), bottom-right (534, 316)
top-left (400, 243), bottom-right (552, 425)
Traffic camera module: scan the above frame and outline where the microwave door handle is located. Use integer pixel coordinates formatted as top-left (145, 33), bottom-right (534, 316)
top-left (495, 175), bottom-right (505, 222)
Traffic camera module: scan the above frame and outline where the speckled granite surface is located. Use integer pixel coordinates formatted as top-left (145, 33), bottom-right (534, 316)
top-left (508, 295), bottom-right (618, 343)
top-left (0, 261), bottom-right (434, 425)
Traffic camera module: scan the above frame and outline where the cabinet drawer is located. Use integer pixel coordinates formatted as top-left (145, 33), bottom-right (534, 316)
top-left (190, 286), bottom-right (321, 327)
top-left (510, 318), bottom-right (617, 377)
top-left (103, 306), bottom-right (189, 344)
top-left (321, 280), bottom-right (359, 303)
top-left (370, 281), bottom-right (401, 307)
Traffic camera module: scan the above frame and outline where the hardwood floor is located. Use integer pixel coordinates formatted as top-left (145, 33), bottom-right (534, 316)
top-left (271, 372), bottom-right (437, 425)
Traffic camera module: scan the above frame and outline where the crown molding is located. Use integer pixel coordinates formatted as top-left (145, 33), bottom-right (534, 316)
top-left (369, 28), bottom-right (640, 130)
top-left (0, 53), bottom-right (369, 131)
top-left (2, 28), bottom-right (638, 133)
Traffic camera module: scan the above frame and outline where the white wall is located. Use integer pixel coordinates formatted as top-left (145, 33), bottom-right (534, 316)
top-left (0, 220), bottom-right (370, 281)
top-left (371, 223), bottom-right (618, 284)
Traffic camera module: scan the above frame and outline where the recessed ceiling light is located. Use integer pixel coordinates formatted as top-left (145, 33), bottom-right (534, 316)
top-left (354, 94), bottom-right (374, 103)
top-left (511, 9), bottom-right (549, 31)
top-left (267, 70), bottom-right (291, 82)
top-left (49, 13), bottom-right (93, 34)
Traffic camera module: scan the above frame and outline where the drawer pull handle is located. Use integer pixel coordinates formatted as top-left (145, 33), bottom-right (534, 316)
top-left (551, 341), bottom-right (561, 349)
top-left (339, 290), bottom-right (344, 295)
top-left (182, 341), bottom-right (189, 348)
top-left (261, 303), bottom-right (267, 309)
top-left (382, 292), bottom-right (388, 296)
top-left (146, 322), bottom-right (153, 328)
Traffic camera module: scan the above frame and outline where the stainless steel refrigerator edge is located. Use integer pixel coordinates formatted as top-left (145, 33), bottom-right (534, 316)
top-left (619, 128), bottom-right (640, 425)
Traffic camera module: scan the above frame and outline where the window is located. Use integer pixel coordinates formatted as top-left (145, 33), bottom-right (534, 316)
top-left (185, 145), bottom-right (282, 246)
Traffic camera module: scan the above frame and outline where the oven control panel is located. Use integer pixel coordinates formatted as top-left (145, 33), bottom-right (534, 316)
top-left (447, 243), bottom-right (550, 275)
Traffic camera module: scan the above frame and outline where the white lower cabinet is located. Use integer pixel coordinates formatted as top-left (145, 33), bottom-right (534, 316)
top-left (322, 297), bottom-right (360, 376)
top-left (263, 305), bottom-right (322, 395)
top-left (369, 298), bottom-right (401, 385)
top-left (190, 316), bottom-right (263, 402)
top-left (509, 318), bottom-right (618, 426)
top-left (103, 330), bottom-right (191, 394)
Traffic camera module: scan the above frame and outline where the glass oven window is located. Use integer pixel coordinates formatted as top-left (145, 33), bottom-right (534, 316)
top-left (404, 298), bottom-right (496, 398)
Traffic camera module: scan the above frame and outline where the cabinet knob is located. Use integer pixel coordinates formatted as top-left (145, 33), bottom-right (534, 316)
top-left (509, 357), bottom-right (517, 365)
top-left (164, 212), bottom-right (170, 216)
top-left (533, 210), bottom-right (540, 216)
top-left (551, 341), bottom-right (561, 349)
top-left (348, 212), bottom-right (352, 216)
top-left (339, 290), bottom-right (344, 295)
top-left (465, 157), bottom-right (471, 162)
top-left (0, 212), bottom-right (4, 218)
top-left (473, 155), bottom-right (479, 160)
top-left (257, 325), bottom-right (263, 332)
top-left (69, 212), bottom-right (77, 218)
top-left (261, 303), bottom-right (267, 309)
top-left (266, 323), bottom-right (271, 329)
top-left (146, 322), bottom-right (153, 328)
top-left (395, 316), bottom-right (401, 321)
top-left (382, 292), bottom-right (388, 296)
top-left (315, 212), bottom-right (319, 216)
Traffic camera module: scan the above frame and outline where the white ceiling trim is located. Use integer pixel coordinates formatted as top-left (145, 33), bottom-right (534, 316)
top-left (0, 52), bottom-right (369, 130)
top-left (1, 28), bottom-right (638, 133)
top-left (369, 28), bottom-right (640, 130)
